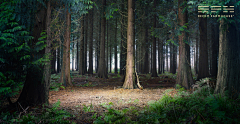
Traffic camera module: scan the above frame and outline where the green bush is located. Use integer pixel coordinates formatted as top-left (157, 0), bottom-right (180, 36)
top-left (0, 100), bottom-right (74, 124)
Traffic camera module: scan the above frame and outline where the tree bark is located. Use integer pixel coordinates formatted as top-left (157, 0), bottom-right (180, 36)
top-left (214, 18), bottom-right (240, 98)
top-left (194, 29), bottom-right (199, 74)
top-left (17, 1), bottom-right (50, 106)
top-left (115, 18), bottom-right (118, 74)
top-left (79, 17), bottom-right (85, 75)
top-left (89, 9), bottom-right (93, 74)
top-left (51, 48), bottom-right (56, 74)
top-left (123, 0), bottom-right (135, 89)
top-left (197, 17), bottom-right (209, 80)
top-left (63, 7), bottom-right (72, 86)
top-left (84, 14), bottom-right (88, 73)
top-left (57, 44), bottom-right (61, 73)
top-left (72, 41), bottom-right (74, 71)
top-left (151, 0), bottom-right (157, 77)
top-left (176, 0), bottom-right (193, 89)
top-left (97, 0), bottom-right (108, 78)
top-left (211, 21), bottom-right (219, 77)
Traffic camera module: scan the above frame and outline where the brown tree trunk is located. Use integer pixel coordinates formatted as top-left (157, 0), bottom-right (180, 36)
top-left (143, 28), bottom-right (149, 74)
top-left (120, 0), bottom-right (126, 75)
top-left (176, 0), bottom-right (193, 89)
top-left (57, 45), bottom-right (61, 73)
top-left (197, 17), bottom-right (209, 80)
top-left (106, 20), bottom-right (109, 73)
top-left (51, 48), bottom-right (56, 74)
top-left (172, 43), bottom-right (177, 74)
top-left (170, 43), bottom-right (173, 73)
top-left (166, 44), bottom-right (168, 72)
top-left (194, 29), bottom-right (199, 74)
top-left (89, 9), bottom-right (93, 74)
top-left (84, 14), bottom-right (88, 73)
top-left (115, 18), bottom-right (118, 74)
top-left (97, 0), bottom-right (108, 78)
top-left (158, 39), bottom-right (161, 74)
top-left (79, 17), bottom-right (85, 75)
top-left (64, 7), bottom-right (72, 86)
top-left (76, 38), bottom-right (78, 71)
top-left (17, 1), bottom-right (50, 106)
top-left (123, 0), bottom-right (135, 89)
top-left (162, 40), bottom-right (165, 74)
top-left (211, 21), bottom-right (219, 77)
top-left (152, 0), bottom-right (157, 77)
top-left (215, 18), bottom-right (240, 98)
top-left (72, 41), bottom-right (74, 71)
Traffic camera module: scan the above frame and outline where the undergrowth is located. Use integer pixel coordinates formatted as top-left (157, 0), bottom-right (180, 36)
top-left (0, 100), bottom-right (74, 124)
top-left (93, 85), bottom-right (240, 124)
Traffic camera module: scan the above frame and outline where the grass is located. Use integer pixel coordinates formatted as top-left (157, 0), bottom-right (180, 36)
top-left (92, 85), bottom-right (240, 124)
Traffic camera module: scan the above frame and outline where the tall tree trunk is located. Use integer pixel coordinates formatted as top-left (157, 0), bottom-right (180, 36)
top-left (170, 43), bottom-right (173, 73)
top-left (166, 44), bottom-right (168, 72)
top-left (211, 21), bottom-right (219, 77)
top-left (97, 0), bottom-right (108, 78)
top-left (123, 0), bottom-right (135, 89)
top-left (115, 18), bottom-right (118, 74)
top-left (143, 28), bottom-right (149, 74)
top-left (51, 48), bottom-right (56, 74)
top-left (57, 44), bottom-right (60, 73)
top-left (172, 43), bottom-right (177, 74)
top-left (197, 17), bottom-right (209, 80)
top-left (194, 29), bottom-right (199, 74)
top-left (84, 14), bottom-right (88, 73)
top-left (215, 17), bottom-right (240, 98)
top-left (176, 0), bottom-right (193, 89)
top-left (17, 1), bottom-right (50, 106)
top-left (120, 0), bottom-right (126, 75)
top-left (76, 38), bottom-right (78, 71)
top-left (106, 20), bottom-right (109, 73)
top-left (152, 1), bottom-right (158, 77)
top-left (162, 40), bottom-right (165, 74)
top-left (79, 17), bottom-right (85, 75)
top-left (89, 9), bottom-right (93, 74)
top-left (72, 41), bottom-right (74, 71)
top-left (64, 6), bottom-right (72, 86)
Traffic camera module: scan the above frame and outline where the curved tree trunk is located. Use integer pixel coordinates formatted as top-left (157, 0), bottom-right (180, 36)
top-left (176, 0), bottom-right (193, 89)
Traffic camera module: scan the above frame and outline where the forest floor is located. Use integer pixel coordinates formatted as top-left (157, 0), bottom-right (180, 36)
top-left (48, 71), bottom-right (178, 123)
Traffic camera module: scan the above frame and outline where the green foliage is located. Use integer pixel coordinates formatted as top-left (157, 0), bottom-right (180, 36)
top-left (0, 1), bottom-right (32, 101)
top-left (0, 100), bottom-right (73, 123)
top-left (94, 88), bottom-right (240, 123)
top-left (83, 104), bottom-right (95, 112)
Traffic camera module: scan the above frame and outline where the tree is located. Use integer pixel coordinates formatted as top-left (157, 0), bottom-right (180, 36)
top-left (62, 6), bottom-right (73, 86)
top-left (97, 0), bottom-right (108, 78)
top-left (214, 17), bottom-right (240, 98)
top-left (114, 18), bottom-right (118, 74)
top-left (151, 0), bottom-right (158, 77)
top-left (197, 17), bottom-right (209, 80)
top-left (79, 16), bottom-right (85, 75)
top-left (176, 0), bottom-right (193, 89)
top-left (88, 8), bottom-right (93, 74)
top-left (211, 20), bottom-right (219, 77)
top-left (123, 0), bottom-right (135, 89)
top-left (17, 0), bottom-right (51, 106)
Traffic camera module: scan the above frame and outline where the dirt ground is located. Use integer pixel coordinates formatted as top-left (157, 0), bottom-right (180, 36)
top-left (48, 72), bottom-right (178, 123)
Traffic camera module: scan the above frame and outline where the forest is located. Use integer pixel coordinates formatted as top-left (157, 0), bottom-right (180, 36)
top-left (0, 0), bottom-right (240, 123)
